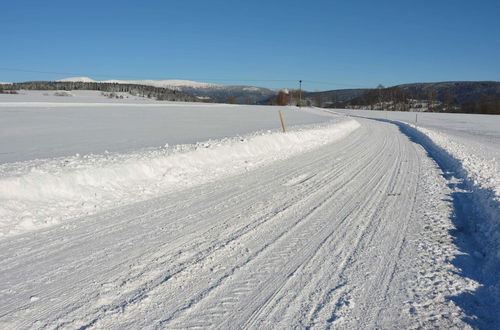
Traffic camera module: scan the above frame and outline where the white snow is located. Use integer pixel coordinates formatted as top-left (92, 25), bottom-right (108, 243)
top-left (0, 114), bottom-right (476, 328)
top-left (0, 89), bottom-right (165, 104)
top-left (1, 99), bottom-right (499, 328)
top-left (334, 108), bottom-right (500, 323)
top-left (0, 91), bottom-right (331, 163)
top-left (0, 119), bottom-right (359, 237)
top-left (416, 126), bottom-right (499, 197)
top-left (334, 109), bottom-right (500, 198)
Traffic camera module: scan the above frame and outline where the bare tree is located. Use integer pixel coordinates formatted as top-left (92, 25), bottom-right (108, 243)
top-left (314, 92), bottom-right (323, 107)
top-left (426, 87), bottom-right (436, 111)
top-left (444, 89), bottom-right (453, 112)
top-left (377, 84), bottom-right (385, 110)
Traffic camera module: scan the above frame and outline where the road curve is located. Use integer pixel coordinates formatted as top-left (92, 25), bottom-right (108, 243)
top-left (0, 117), bottom-right (468, 328)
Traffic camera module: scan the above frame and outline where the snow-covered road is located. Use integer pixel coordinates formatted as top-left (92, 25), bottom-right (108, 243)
top-left (0, 117), bottom-right (475, 328)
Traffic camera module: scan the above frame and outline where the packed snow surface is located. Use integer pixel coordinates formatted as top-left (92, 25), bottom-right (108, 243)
top-left (1, 100), bottom-right (499, 328)
top-left (335, 108), bottom-right (500, 326)
top-left (335, 109), bottom-right (499, 197)
top-left (336, 109), bottom-right (499, 217)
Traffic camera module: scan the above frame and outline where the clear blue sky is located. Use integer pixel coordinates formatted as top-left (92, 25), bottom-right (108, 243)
top-left (1, 0), bottom-right (499, 91)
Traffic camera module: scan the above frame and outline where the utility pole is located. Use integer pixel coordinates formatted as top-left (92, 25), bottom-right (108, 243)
top-left (298, 80), bottom-right (302, 107)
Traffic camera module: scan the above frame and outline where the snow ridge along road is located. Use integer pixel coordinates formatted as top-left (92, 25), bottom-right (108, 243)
top-left (0, 115), bottom-right (474, 328)
top-left (0, 119), bottom-right (359, 237)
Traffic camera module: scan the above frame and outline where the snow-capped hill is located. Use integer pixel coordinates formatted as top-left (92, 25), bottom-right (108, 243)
top-left (101, 79), bottom-right (219, 89)
top-left (58, 77), bottom-right (221, 90)
top-left (58, 77), bottom-right (96, 83)
top-left (163, 79), bottom-right (219, 88)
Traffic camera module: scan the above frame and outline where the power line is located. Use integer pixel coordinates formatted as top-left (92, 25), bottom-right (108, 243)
top-left (0, 67), bottom-right (166, 81)
top-left (302, 80), bottom-right (370, 88)
top-left (0, 67), bottom-right (373, 89)
top-left (0, 67), bottom-right (295, 82)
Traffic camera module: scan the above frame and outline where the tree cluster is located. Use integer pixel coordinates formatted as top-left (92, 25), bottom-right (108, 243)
top-left (0, 84), bottom-right (17, 94)
top-left (348, 85), bottom-right (499, 114)
top-left (461, 95), bottom-right (500, 114)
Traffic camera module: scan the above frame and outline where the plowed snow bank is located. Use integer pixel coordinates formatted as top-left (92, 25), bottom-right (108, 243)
top-left (415, 126), bottom-right (500, 261)
top-left (0, 120), bottom-right (359, 238)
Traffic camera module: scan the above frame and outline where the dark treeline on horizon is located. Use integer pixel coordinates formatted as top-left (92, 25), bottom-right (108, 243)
top-left (0, 81), bottom-right (197, 102)
top-left (305, 81), bottom-right (500, 114)
top-left (1, 80), bottom-right (499, 114)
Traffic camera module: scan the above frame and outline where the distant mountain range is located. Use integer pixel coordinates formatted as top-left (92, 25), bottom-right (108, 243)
top-left (57, 77), bottom-right (277, 104)
top-left (1, 77), bottom-right (498, 113)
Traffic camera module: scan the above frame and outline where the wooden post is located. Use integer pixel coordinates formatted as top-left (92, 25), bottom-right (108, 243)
top-left (278, 110), bottom-right (286, 133)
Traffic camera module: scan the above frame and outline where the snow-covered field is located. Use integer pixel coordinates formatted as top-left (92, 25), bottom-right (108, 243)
top-left (0, 91), bottom-right (332, 163)
top-left (0, 96), bottom-right (499, 328)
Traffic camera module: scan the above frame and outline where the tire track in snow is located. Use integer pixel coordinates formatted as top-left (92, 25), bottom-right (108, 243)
top-left (81, 126), bottom-right (378, 328)
top-left (0, 121), bottom-right (366, 328)
top-left (159, 123), bottom-right (394, 328)
top-left (69, 123), bottom-right (382, 328)
top-left (0, 118), bottom-right (462, 329)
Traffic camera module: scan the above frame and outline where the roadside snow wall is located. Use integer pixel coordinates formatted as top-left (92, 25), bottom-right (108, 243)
top-left (398, 122), bottom-right (499, 270)
top-left (0, 119), bottom-right (360, 238)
